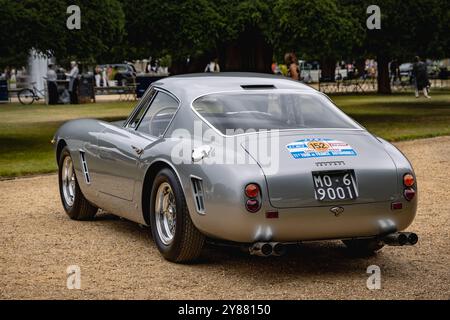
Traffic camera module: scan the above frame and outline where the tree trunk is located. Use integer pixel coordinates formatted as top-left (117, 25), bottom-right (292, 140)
top-left (221, 26), bottom-right (272, 73)
top-left (320, 57), bottom-right (336, 81)
top-left (355, 58), bottom-right (366, 78)
top-left (377, 55), bottom-right (391, 94)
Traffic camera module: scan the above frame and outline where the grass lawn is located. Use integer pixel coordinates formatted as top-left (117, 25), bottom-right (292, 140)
top-left (0, 91), bottom-right (449, 178)
top-left (333, 90), bottom-right (450, 141)
top-left (0, 102), bottom-right (134, 177)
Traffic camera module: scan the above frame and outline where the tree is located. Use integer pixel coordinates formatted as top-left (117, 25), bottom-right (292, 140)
top-left (121, 0), bottom-right (223, 65)
top-left (120, 0), bottom-right (359, 74)
top-left (0, 0), bottom-right (125, 67)
top-left (343, 0), bottom-right (449, 93)
top-left (273, 0), bottom-right (364, 79)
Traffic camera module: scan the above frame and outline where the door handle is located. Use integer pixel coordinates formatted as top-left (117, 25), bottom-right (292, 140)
top-left (131, 145), bottom-right (143, 156)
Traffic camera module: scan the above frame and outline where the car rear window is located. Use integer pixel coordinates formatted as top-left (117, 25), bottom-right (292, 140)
top-left (192, 91), bottom-right (360, 135)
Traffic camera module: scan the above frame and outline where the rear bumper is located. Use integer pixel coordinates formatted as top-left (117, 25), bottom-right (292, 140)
top-left (191, 199), bottom-right (417, 243)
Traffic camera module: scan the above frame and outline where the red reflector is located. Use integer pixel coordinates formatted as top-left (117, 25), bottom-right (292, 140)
top-left (391, 202), bottom-right (403, 210)
top-left (265, 211), bottom-right (279, 219)
top-left (403, 173), bottom-right (415, 187)
top-left (404, 188), bottom-right (416, 201)
top-left (245, 183), bottom-right (260, 198)
top-left (245, 199), bottom-right (260, 213)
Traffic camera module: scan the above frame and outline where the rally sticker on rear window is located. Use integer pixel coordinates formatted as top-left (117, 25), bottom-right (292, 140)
top-left (286, 138), bottom-right (357, 159)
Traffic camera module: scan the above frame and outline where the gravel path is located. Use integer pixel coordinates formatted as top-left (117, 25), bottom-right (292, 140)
top-left (1, 137), bottom-right (449, 299)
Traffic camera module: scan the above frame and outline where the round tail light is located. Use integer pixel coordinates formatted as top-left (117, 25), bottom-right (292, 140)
top-left (245, 199), bottom-right (261, 213)
top-left (404, 188), bottom-right (416, 201)
top-left (245, 183), bottom-right (260, 198)
top-left (403, 173), bottom-right (415, 187)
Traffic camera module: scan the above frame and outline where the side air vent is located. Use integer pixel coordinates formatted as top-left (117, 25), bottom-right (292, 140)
top-left (241, 84), bottom-right (276, 90)
top-left (79, 151), bottom-right (91, 184)
top-left (191, 177), bottom-right (205, 214)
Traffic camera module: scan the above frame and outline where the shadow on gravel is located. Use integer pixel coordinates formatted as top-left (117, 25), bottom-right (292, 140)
top-left (199, 242), bottom-right (386, 274)
top-left (88, 213), bottom-right (393, 277)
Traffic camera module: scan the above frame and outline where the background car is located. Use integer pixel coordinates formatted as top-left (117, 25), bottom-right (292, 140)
top-left (99, 63), bottom-right (137, 84)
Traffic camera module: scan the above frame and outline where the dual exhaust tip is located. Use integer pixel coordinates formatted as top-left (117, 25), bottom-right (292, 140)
top-left (249, 242), bottom-right (286, 257)
top-left (249, 232), bottom-right (418, 256)
top-left (381, 232), bottom-right (418, 246)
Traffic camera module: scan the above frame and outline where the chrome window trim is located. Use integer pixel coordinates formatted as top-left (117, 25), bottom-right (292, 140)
top-left (189, 89), bottom-right (365, 138)
top-left (126, 87), bottom-right (181, 140)
top-left (124, 87), bottom-right (156, 128)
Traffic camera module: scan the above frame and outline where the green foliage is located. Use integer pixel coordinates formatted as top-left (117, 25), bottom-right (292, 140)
top-left (0, 0), bottom-right (125, 67)
top-left (159, 54), bottom-right (172, 68)
top-left (121, 0), bottom-right (223, 60)
top-left (0, 0), bottom-right (448, 68)
top-left (343, 0), bottom-right (449, 60)
top-left (273, 0), bottom-right (364, 60)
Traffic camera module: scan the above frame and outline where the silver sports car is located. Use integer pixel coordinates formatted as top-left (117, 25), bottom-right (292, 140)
top-left (53, 73), bottom-right (418, 262)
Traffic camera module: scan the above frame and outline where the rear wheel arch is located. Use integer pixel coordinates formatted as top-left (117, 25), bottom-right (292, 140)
top-left (141, 160), bottom-right (186, 225)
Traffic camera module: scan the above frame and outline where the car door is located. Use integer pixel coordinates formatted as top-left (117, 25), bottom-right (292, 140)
top-left (94, 89), bottom-right (156, 200)
top-left (95, 88), bottom-right (179, 201)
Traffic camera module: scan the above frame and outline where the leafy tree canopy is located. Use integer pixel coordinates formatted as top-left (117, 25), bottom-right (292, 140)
top-left (0, 0), bottom-right (448, 73)
top-left (0, 0), bottom-right (125, 66)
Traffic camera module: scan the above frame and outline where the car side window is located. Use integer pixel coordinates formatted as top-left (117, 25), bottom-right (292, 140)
top-left (128, 89), bottom-right (155, 129)
top-left (137, 91), bottom-right (179, 137)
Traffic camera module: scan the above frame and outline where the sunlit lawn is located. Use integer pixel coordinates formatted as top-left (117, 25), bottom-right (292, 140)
top-left (333, 90), bottom-right (450, 141)
top-left (0, 101), bottom-right (134, 177)
top-left (0, 91), bottom-right (449, 177)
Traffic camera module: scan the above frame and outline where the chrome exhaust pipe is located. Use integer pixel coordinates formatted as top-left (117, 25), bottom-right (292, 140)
top-left (381, 232), bottom-right (418, 246)
top-left (271, 242), bottom-right (287, 256)
top-left (403, 232), bottom-right (419, 245)
top-left (381, 232), bottom-right (408, 246)
top-left (249, 242), bottom-right (273, 257)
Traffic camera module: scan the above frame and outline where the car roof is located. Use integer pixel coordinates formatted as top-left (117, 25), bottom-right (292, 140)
top-left (152, 72), bottom-right (316, 102)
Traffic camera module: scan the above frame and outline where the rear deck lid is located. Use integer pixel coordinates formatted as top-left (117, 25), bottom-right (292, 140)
top-left (242, 130), bottom-right (399, 208)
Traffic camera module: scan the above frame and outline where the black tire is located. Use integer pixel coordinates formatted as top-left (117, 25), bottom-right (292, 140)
top-left (58, 147), bottom-right (97, 220)
top-left (18, 88), bottom-right (35, 105)
top-left (342, 238), bottom-right (384, 256)
top-left (149, 168), bottom-right (205, 263)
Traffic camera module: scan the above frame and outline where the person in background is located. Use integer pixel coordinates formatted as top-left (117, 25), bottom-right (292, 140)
top-left (107, 65), bottom-right (113, 82)
top-left (94, 66), bottom-right (101, 87)
top-left (390, 59), bottom-right (400, 84)
top-left (46, 64), bottom-right (58, 105)
top-left (204, 58), bottom-right (220, 73)
top-left (412, 56), bottom-right (431, 98)
top-left (113, 66), bottom-right (124, 86)
top-left (271, 59), bottom-right (282, 75)
top-left (66, 61), bottom-right (79, 104)
top-left (284, 52), bottom-right (300, 80)
top-left (4, 67), bottom-right (11, 80)
top-left (101, 67), bottom-right (108, 87)
top-left (56, 67), bottom-right (66, 80)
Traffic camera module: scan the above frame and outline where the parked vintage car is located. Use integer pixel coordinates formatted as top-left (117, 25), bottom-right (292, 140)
top-left (53, 73), bottom-right (418, 263)
top-left (99, 63), bottom-right (137, 84)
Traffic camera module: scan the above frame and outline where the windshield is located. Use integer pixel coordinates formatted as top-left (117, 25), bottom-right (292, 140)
top-left (192, 91), bottom-right (360, 135)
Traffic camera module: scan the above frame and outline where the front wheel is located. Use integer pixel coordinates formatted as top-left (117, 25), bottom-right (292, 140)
top-left (150, 168), bottom-right (205, 263)
top-left (18, 89), bottom-right (35, 105)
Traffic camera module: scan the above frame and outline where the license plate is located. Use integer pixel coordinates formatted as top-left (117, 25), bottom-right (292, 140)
top-left (312, 170), bottom-right (358, 201)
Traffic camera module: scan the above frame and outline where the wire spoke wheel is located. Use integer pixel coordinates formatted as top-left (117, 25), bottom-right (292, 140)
top-left (155, 182), bottom-right (177, 245)
top-left (18, 89), bottom-right (35, 105)
top-left (62, 156), bottom-right (76, 207)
